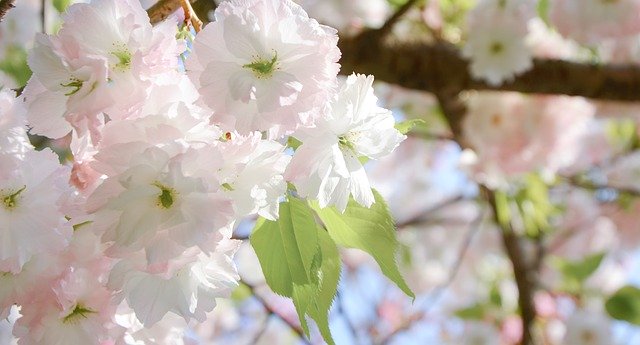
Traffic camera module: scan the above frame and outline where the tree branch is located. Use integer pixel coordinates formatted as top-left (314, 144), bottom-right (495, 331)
top-left (148, 0), bottom-right (182, 24)
top-left (339, 36), bottom-right (640, 102)
top-left (148, 0), bottom-right (214, 26)
top-left (377, 0), bottom-right (418, 36)
top-left (0, 0), bottom-right (15, 22)
top-left (433, 89), bottom-right (538, 345)
top-left (241, 281), bottom-right (310, 344)
top-left (179, 0), bottom-right (203, 32)
top-left (482, 186), bottom-right (536, 345)
top-left (192, 0), bottom-right (216, 25)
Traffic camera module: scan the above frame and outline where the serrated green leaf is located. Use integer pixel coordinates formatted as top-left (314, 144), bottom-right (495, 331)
top-left (306, 228), bottom-right (341, 345)
top-left (250, 198), bottom-right (319, 296)
top-left (455, 303), bottom-right (486, 320)
top-left (251, 199), bottom-right (341, 344)
top-left (311, 189), bottom-right (415, 299)
top-left (395, 119), bottom-right (426, 135)
top-left (292, 283), bottom-right (316, 336)
top-left (606, 285), bottom-right (640, 325)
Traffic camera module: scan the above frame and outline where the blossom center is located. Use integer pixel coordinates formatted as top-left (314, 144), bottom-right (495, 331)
top-left (112, 48), bottom-right (132, 71)
top-left (62, 304), bottom-right (96, 324)
top-left (2, 186), bottom-right (26, 210)
top-left (60, 78), bottom-right (84, 96)
top-left (153, 182), bottom-right (176, 209)
top-left (338, 131), bottom-right (361, 152)
top-left (243, 52), bottom-right (278, 79)
top-left (489, 42), bottom-right (504, 55)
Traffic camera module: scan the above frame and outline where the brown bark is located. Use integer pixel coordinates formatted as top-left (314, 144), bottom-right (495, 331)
top-left (339, 34), bottom-right (640, 102)
top-left (0, 0), bottom-right (15, 22)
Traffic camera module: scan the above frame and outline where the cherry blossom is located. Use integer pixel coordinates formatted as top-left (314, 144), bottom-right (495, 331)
top-left (186, 0), bottom-right (340, 136)
top-left (286, 74), bottom-right (405, 211)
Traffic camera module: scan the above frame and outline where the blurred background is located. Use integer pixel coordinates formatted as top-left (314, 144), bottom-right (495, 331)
top-left (3, 0), bottom-right (640, 344)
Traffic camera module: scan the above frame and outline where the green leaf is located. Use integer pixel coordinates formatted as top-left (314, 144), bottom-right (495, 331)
top-left (311, 189), bottom-right (415, 299)
top-left (287, 136), bottom-right (303, 150)
top-left (494, 190), bottom-right (511, 229)
top-left (231, 283), bottom-right (252, 301)
top-left (0, 46), bottom-right (31, 87)
top-left (251, 199), bottom-right (341, 344)
top-left (250, 198), bottom-right (319, 296)
top-left (606, 285), bottom-right (640, 325)
top-left (395, 119), bottom-right (426, 135)
top-left (306, 229), bottom-right (341, 345)
top-left (557, 252), bottom-right (605, 284)
top-left (537, 0), bottom-right (550, 24)
top-left (489, 284), bottom-right (502, 307)
top-left (455, 303), bottom-right (486, 320)
top-left (53, 0), bottom-right (73, 12)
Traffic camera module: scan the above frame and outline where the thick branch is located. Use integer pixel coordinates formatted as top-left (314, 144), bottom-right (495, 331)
top-left (0, 0), bottom-right (15, 22)
top-left (339, 35), bottom-right (640, 102)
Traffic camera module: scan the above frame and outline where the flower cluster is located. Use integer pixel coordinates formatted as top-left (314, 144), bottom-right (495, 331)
top-left (0, 0), bottom-right (405, 343)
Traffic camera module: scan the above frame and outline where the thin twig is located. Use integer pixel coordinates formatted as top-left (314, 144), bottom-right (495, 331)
top-left (433, 87), bottom-right (538, 345)
top-left (335, 291), bottom-right (359, 344)
top-left (420, 208), bottom-right (484, 312)
top-left (377, 0), bottom-right (418, 36)
top-left (483, 186), bottom-right (536, 345)
top-left (0, 0), bottom-right (15, 22)
top-left (396, 195), bottom-right (465, 229)
top-left (41, 0), bottom-right (45, 33)
top-left (247, 313), bottom-right (270, 345)
top-left (565, 175), bottom-right (640, 198)
top-left (241, 281), bottom-right (310, 344)
top-left (179, 0), bottom-right (202, 32)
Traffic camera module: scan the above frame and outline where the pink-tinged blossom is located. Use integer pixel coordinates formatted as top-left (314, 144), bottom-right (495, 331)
top-left (88, 147), bottom-right (234, 253)
top-left (90, 100), bottom-right (220, 177)
top-left (186, 0), bottom-right (340, 137)
top-left (13, 270), bottom-right (122, 345)
top-left (286, 74), bottom-right (405, 211)
top-left (300, 0), bottom-right (391, 33)
top-left (24, 0), bottom-right (184, 139)
top-left (466, 0), bottom-right (535, 29)
top-left (0, 89), bottom-right (30, 157)
top-left (550, 0), bottom-right (640, 45)
top-left (214, 132), bottom-right (290, 220)
top-left (462, 92), bottom-right (594, 185)
top-left (462, 22), bottom-right (533, 86)
top-left (462, 0), bottom-right (535, 86)
top-left (0, 254), bottom-right (63, 318)
top-left (108, 238), bottom-right (240, 327)
top-left (601, 199), bottom-right (640, 252)
top-left (116, 307), bottom-right (189, 345)
top-left (527, 18), bottom-right (579, 60)
top-left (563, 309), bottom-right (612, 345)
top-left (0, 149), bottom-right (72, 274)
top-left (458, 321), bottom-right (501, 345)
